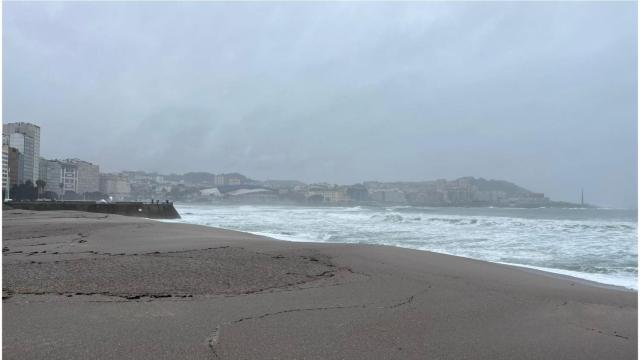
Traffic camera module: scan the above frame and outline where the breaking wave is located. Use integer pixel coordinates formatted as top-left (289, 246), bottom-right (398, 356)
top-left (170, 204), bottom-right (638, 290)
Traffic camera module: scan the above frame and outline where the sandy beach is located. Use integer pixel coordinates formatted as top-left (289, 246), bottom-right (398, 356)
top-left (2, 209), bottom-right (637, 359)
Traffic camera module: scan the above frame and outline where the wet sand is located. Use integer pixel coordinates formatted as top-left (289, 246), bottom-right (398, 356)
top-left (2, 210), bottom-right (637, 359)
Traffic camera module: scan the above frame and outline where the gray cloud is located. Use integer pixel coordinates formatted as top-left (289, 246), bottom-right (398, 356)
top-left (3, 2), bottom-right (637, 208)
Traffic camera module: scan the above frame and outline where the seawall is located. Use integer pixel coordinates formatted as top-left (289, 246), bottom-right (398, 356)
top-left (5, 201), bottom-right (181, 219)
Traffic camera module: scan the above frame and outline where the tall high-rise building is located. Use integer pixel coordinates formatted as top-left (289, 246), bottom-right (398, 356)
top-left (3, 122), bottom-right (40, 183)
top-left (38, 157), bottom-right (48, 185)
top-left (8, 132), bottom-right (35, 182)
top-left (2, 145), bottom-right (8, 198)
top-left (7, 147), bottom-right (23, 187)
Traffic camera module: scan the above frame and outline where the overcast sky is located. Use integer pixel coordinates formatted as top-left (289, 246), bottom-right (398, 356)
top-left (3, 2), bottom-right (637, 208)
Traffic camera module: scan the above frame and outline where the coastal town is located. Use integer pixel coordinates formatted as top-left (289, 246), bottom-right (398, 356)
top-left (3, 122), bottom-right (579, 208)
top-left (3, 2), bottom-right (636, 360)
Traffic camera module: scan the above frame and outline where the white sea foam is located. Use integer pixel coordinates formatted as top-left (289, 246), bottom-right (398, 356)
top-left (171, 204), bottom-right (638, 290)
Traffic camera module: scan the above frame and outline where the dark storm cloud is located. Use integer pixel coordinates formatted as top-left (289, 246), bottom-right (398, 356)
top-left (3, 2), bottom-right (637, 208)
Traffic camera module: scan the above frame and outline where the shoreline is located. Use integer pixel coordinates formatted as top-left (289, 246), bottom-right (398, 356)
top-left (3, 210), bottom-right (637, 359)
top-left (174, 201), bottom-right (605, 210)
top-left (161, 217), bottom-right (638, 292)
top-left (494, 260), bottom-right (636, 292)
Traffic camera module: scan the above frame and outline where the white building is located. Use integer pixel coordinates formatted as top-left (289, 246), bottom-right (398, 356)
top-left (2, 145), bottom-right (8, 198)
top-left (41, 158), bottom-right (100, 197)
top-left (3, 122), bottom-right (40, 182)
top-left (306, 184), bottom-right (349, 203)
top-left (100, 173), bottom-right (131, 201)
top-left (61, 162), bottom-right (78, 194)
top-left (74, 160), bottom-right (100, 194)
top-left (214, 174), bottom-right (225, 186)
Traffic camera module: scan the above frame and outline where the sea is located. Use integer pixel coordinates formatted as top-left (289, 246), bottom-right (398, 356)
top-left (170, 204), bottom-right (638, 290)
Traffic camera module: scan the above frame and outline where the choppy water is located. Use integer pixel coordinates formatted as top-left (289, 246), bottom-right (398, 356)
top-left (170, 204), bottom-right (638, 290)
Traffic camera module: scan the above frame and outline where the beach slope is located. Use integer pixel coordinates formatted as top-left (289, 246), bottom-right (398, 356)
top-left (3, 210), bottom-right (637, 359)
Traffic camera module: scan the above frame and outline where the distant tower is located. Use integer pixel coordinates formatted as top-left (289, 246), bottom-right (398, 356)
top-left (581, 188), bottom-right (584, 206)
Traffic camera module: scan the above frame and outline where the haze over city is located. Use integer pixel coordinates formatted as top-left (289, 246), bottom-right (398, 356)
top-left (3, 3), bottom-right (638, 359)
top-left (3, 2), bottom-right (637, 208)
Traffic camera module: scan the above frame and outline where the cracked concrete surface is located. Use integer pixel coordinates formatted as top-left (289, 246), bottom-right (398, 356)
top-left (3, 210), bottom-right (637, 359)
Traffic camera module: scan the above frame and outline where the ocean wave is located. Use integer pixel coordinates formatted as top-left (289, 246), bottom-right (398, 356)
top-left (496, 262), bottom-right (638, 290)
top-left (383, 214), bottom-right (403, 222)
top-left (425, 217), bottom-right (482, 226)
top-left (173, 204), bottom-right (638, 289)
top-left (370, 213), bottom-right (403, 222)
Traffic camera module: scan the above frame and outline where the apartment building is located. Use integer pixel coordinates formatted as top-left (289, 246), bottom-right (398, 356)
top-left (99, 173), bottom-right (131, 201)
top-left (41, 158), bottom-right (100, 196)
top-left (3, 122), bottom-right (40, 182)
